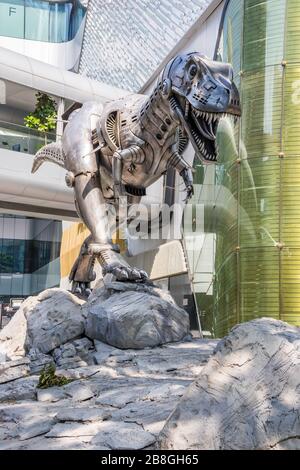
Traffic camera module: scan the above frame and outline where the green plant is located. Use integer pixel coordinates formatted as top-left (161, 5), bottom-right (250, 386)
top-left (37, 363), bottom-right (73, 389)
top-left (24, 92), bottom-right (57, 133)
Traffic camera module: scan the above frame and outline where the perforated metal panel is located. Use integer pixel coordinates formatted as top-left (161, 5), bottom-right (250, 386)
top-left (79, 0), bottom-right (212, 91)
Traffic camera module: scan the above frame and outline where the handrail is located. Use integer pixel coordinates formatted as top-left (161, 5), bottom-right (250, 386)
top-left (0, 120), bottom-right (58, 139)
top-left (0, 120), bottom-right (57, 154)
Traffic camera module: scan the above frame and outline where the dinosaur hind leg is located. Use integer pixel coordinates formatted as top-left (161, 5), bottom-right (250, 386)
top-left (70, 173), bottom-right (148, 292)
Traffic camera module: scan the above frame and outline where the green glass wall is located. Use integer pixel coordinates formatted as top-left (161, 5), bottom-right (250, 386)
top-left (185, 0), bottom-right (300, 337)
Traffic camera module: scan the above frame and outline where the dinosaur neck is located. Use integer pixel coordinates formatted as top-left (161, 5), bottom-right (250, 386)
top-left (139, 79), bottom-right (179, 139)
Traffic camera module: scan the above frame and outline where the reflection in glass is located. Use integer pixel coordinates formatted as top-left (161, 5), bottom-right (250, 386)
top-left (0, 120), bottom-right (56, 154)
top-left (25, 0), bottom-right (49, 42)
top-left (0, 0), bottom-right (86, 43)
top-left (49, 2), bottom-right (72, 43)
top-left (0, 0), bottom-right (25, 39)
top-left (184, 0), bottom-right (300, 337)
top-left (0, 216), bottom-right (62, 301)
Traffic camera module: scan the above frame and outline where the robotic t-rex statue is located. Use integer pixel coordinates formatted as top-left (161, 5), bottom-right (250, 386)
top-left (32, 52), bottom-right (240, 295)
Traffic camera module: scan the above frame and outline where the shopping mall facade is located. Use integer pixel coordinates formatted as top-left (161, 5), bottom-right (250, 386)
top-left (1, 0), bottom-right (300, 337)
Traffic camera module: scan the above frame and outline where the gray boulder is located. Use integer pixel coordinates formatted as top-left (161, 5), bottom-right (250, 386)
top-left (85, 281), bottom-right (190, 349)
top-left (0, 358), bottom-right (30, 384)
top-left (27, 349), bottom-right (54, 374)
top-left (0, 289), bottom-right (85, 358)
top-left (0, 376), bottom-right (39, 402)
top-left (157, 318), bottom-right (300, 450)
top-left (52, 337), bottom-right (95, 369)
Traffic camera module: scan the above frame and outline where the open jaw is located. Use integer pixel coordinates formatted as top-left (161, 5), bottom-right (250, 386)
top-left (188, 107), bottom-right (239, 163)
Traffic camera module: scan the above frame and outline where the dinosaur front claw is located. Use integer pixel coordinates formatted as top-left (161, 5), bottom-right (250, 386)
top-left (103, 262), bottom-right (149, 282)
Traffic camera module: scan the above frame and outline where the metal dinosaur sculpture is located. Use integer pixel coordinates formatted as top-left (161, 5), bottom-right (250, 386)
top-left (32, 52), bottom-right (241, 295)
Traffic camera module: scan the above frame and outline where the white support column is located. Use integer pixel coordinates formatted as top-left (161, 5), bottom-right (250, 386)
top-left (56, 98), bottom-right (65, 142)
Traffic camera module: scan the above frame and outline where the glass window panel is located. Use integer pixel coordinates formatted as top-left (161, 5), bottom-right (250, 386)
top-left (11, 273), bottom-right (24, 295)
top-left (243, 0), bottom-right (286, 71)
top-left (213, 251), bottom-right (238, 337)
top-left (0, 274), bottom-right (12, 296)
top-left (1, 240), bottom-right (14, 272)
top-left (240, 156), bottom-right (280, 248)
top-left (216, 117), bottom-right (240, 166)
top-left (281, 246), bottom-right (300, 323)
top-left (25, 0), bottom-right (49, 42)
top-left (49, 2), bottom-right (72, 43)
top-left (0, 0), bottom-right (25, 39)
top-left (205, 0), bottom-right (300, 334)
top-left (282, 66), bottom-right (300, 155)
top-left (241, 67), bottom-right (282, 159)
top-left (280, 157), bottom-right (300, 247)
top-left (13, 239), bottom-right (25, 273)
top-left (240, 247), bottom-right (280, 320)
top-left (285, 0), bottom-right (300, 64)
top-left (69, 0), bottom-right (86, 40)
top-left (222, 0), bottom-right (243, 76)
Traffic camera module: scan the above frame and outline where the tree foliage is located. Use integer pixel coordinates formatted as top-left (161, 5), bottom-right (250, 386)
top-left (24, 92), bottom-right (57, 133)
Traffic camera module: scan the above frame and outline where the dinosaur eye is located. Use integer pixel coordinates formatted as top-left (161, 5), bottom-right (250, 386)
top-left (188, 64), bottom-right (197, 79)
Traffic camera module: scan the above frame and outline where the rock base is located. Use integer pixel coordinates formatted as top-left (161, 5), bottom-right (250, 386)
top-left (1, 286), bottom-right (299, 450)
top-left (0, 338), bottom-right (217, 450)
top-left (84, 281), bottom-right (190, 349)
top-left (157, 318), bottom-right (300, 450)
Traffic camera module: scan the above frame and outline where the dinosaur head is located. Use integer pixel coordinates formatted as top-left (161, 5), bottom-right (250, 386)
top-left (162, 52), bottom-right (241, 163)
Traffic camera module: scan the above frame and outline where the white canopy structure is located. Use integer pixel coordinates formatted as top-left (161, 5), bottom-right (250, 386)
top-left (0, 46), bottom-right (130, 104)
top-left (0, 47), bottom-right (132, 220)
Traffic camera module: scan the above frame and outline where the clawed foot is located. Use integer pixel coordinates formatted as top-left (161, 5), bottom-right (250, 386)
top-left (103, 262), bottom-right (148, 282)
top-left (71, 281), bottom-right (92, 298)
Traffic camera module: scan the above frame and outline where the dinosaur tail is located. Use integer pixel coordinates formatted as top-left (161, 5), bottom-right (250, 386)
top-left (31, 141), bottom-right (66, 173)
